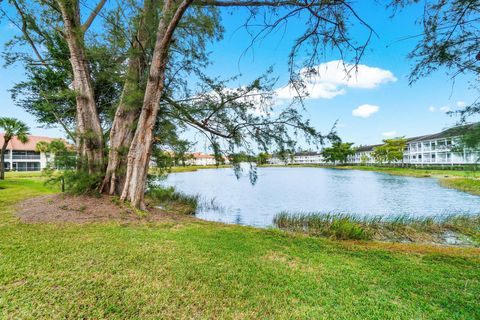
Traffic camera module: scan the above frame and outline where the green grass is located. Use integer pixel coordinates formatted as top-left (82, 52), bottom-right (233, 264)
top-left (4, 171), bottom-right (45, 179)
top-left (440, 177), bottom-right (480, 196)
top-left (274, 211), bottom-right (480, 244)
top-left (0, 178), bottom-right (479, 319)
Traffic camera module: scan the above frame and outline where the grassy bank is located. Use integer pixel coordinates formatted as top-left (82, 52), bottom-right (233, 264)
top-left (1, 178), bottom-right (480, 318)
top-left (274, 212), bottom-right (480, 245)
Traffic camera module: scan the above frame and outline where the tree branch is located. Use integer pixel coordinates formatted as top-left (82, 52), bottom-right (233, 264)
top-left (162, 96), bottom-right (233, 138)
top-left (196, 0), bottom-right (328, 7)
top-left (82, 0), bottom-right (108, 32)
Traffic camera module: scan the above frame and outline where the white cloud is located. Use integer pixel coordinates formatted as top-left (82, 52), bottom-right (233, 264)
top-left (382, 131), bottom-right (397, 137)
top-left (428, 106), bottom-right (436, 112)
top-left (352, 104), bottom-right (380, 118)
top-left (456, 101), bottom-right (466, 108)
top-left (439, 106), bottom-right (450, 113)
top-left (275, 60), bottom-right (396, 100)
top-left (276, 82), bottom-right (346, 100)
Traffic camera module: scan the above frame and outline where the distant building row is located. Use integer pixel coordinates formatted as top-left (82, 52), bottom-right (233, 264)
top-left (268, 124), bottom-right (479, 166)
top-left (349, 125), bottom-right (479, 165)
top-left (2, 124), bottom-right (478, 172)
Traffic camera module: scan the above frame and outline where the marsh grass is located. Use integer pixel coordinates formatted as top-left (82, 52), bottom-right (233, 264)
top-left (440, 177), bottom-right (480, 195)
top-left (274, 211), bottom-right (480, 244)
top-left (147, 186), bottom-right (199, 214)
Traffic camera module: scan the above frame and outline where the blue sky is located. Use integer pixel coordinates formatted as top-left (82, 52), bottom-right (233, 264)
top-left (0, 1), bottom-right (477, 148)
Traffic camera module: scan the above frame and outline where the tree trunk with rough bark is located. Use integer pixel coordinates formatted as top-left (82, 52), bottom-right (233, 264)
top-left (0, 140), bottom-right (9, 180)
top-left (58, 0), bottom-right (104, 174)
top-left (101, 0), bottom-right (156, 195)
top-left (121, 0), bottom-right (193, 209)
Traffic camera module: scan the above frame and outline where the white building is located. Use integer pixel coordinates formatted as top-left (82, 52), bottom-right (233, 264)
top-left (404, 134), bottom-right (478, 165)
top-left (349, 125), bottom-right (480, 165)
top-left (292, 151), bottom-right (324, 164)
top-left (0, 134), bottom-right (60, 171)
top-left (268, 151), bottom-right (324, 165)
top-left (348, 144), bottom-right (381, 165)
top-left (185, 152), bottom-right (227, 166)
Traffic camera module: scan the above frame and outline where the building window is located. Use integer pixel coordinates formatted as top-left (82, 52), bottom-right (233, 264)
top-left (3, 162), bottom-right (10, 170)
top-left (12, 151), bottom-right (40, 160)
top-left (2, 150), bottom-right (10, 159)
top-left (12, 162), bottom-right (41, 171)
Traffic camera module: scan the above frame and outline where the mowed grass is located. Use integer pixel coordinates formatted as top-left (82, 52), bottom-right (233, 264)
top-left (0, 178), bottom-right (479, 319)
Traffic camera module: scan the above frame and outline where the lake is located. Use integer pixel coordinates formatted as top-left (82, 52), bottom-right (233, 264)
top-left (162, 167), bottom-right (480, 227)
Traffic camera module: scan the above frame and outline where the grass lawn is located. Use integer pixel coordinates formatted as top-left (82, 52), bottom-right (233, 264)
top-left (0, 178), bottom-right (479, 319)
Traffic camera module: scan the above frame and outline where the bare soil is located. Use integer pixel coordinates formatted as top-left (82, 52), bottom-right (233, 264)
top-left (16, 194), bottom-right (194, 224)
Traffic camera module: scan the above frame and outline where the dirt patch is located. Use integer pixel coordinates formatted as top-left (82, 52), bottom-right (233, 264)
top-left (16, 194), bottom-right (195, 224)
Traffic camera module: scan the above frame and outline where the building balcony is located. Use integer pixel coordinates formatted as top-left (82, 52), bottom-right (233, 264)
top-left (12, 155), bottom-right (41, 160)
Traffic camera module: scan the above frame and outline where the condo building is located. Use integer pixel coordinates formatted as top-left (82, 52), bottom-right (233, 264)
top-left (0, 134), bottom-right (60, 171)
top-left (349, 125), bottom-right (479, 165)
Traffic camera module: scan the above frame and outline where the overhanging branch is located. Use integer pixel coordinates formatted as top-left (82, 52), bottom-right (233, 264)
top-left (82, 0), bottom-right (108, 32)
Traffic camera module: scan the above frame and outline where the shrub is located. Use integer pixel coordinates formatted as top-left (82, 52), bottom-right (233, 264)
top-left (45, 170), bottom-right (103, 196)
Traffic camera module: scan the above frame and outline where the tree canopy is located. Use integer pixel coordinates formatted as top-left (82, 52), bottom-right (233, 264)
top-left (2, 0), bottom-right (376, 207)
top-left (372, 138), bottom-right (407, 165)
top-left (321, 142), bottom-right (355, 165)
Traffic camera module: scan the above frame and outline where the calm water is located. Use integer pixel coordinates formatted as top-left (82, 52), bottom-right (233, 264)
top-left (162, 167), bottom-right (480, 227)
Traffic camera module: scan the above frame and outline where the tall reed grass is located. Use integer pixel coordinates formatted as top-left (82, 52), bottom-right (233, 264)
top-left (147, 186), bottom-right (199, 214)
top-left (273, 211), bottom-right (480, 243)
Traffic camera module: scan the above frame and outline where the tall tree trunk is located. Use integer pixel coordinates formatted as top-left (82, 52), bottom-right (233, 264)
top-left (121, 0), bottom-right (193, 209)
top-left (101, 0), bottom-right (157, 195)
top-left (0, 141), bottom-right (9, 180)
top-left (57, 0), bottom-right (104, 174)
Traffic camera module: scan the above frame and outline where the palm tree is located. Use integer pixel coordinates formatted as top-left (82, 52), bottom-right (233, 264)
top-left (36, 141), bottom-right (50, 164)
top-left (0, 118), bottom-right (30, 180)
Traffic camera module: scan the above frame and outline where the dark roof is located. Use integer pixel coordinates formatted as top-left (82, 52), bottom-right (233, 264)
top-left (294, 151), bottom-right (321, 156)
top-left (353, 123), bottom-right (479, 152)
top-left (408, 123), bottom-right (479, 142)
top-left (355, 144), bottom-right (382, 152)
